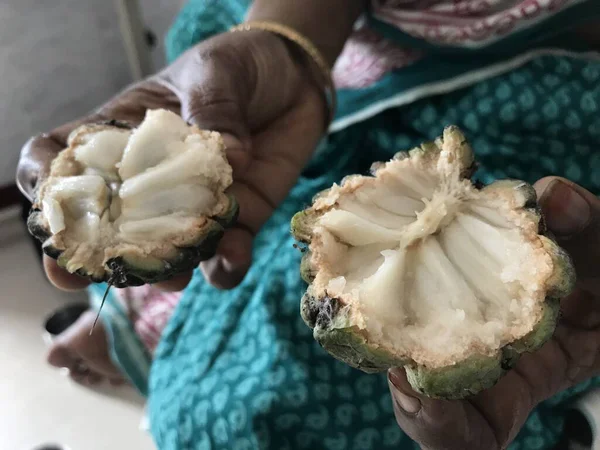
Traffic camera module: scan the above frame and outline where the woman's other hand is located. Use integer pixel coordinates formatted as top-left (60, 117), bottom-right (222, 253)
top-left (17, 30), bottom-right (326, 292)
top-left (388, 177), bottom-right (600, 450)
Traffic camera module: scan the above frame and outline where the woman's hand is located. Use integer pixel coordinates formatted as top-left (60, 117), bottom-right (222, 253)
top-left (17, 30), bottom-right (326, 292)
top-left (388, 177), bottom-right (600, 449)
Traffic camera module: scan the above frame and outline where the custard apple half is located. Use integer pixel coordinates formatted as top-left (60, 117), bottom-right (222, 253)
top-left (291, 126), bottom-right (575, 399)
top-left (28, 109), bottom-right (238, 288)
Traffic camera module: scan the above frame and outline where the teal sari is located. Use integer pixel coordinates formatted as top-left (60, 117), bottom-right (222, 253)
top-left (89, 1), bottom-right (600, 448)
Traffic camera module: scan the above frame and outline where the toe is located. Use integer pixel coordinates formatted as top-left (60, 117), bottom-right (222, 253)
top-left (109, 377), bottom-right (126, 386)
top-left (50, 310), bottom-right (122, 379)
top-left (86, 371), bottom-right (103, 385)
top-left (47, 342), bottom-right (77, 369)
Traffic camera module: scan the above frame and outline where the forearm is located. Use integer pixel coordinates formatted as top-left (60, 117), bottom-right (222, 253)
top-left (246, 0), bottom-right (368, 67)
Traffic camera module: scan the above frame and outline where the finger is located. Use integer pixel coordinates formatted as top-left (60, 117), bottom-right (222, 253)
top-left (43, 256), bottom-right (91, 291)
top-left (534, 177), bottom-right (600, 291)
top-left (196, 177), bottom-right (271, 290)
top-left (162, 52), bottom-right (251, 151)
top-left (85, 372), bottom-right (103, 385)
top-left (197, 90), bottom-right (323, 289)
top-left (47, 343), bottom-right (77, 369)
top-left (560, 288), bottom-right (600, 329)
top-left (161, 30), bottom-right (301, 140)
top-left (110, 377), bottom-right (125, 386)
top-left (153, 271), bottom-right (193, 292)
top-left (171, 67), bottom-right (254, 290)
top-left (200, 227), bottom-right (253, 289)
top-left (388, 369), bottom-right (499, 450)
top-left (17, 79), bottom-right (175, 200)
top-left (70, 371), bottom-right (88, 384)
top-left (534, 177), bottom-right (595, 238)
top-left (16, 135), bottom-right (63, 201)
top-left (17, 112), bottom-right (111, 201)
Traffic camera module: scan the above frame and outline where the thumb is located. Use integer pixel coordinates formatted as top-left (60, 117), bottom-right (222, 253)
top-left (535, 177), bottom-right (600, 289)
top-left (182, 86), bottom-right (253, 187)
top-left (170, 69), bottom-right (254, 290)
top-left (388, 369), bottom-right (499, 450)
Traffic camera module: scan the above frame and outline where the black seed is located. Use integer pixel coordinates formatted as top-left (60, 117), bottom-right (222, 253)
top-left (463, 162), bottom-right (479, 180)
top-left (538, 211), bottom-right (547, 234)
top-left (42, 246), bottom-right (62, 259)
top-left (27, 211), bottom-right (51, 242)
top-left (301, 294), bottom-right (321, 328)
top-left (524, 196), bottom-right (538, 209)
top-left (473, 179), bottom-right (485, 190)
top-left (500, 358), bottom-right (513, 371)
top-left (102, 119), bottom-right (133, 129)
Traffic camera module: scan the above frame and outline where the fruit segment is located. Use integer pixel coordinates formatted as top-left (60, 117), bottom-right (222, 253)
top-left (28, 109), bottom-right (238, 287)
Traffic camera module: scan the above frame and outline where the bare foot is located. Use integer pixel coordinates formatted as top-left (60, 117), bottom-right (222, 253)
top-left (47, 310), bottom-right (125, 386)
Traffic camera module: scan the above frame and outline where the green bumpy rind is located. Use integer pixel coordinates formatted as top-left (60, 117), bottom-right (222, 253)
top-left (482, 179), bottom-right (538, 208)
top-left (213, 193), bottom-right (240, 228)
top-left (315, 327), bottom-right (404, 374)
top-left (297, 231), bottom-right (571, 399)
top-left (304, 296), bottom-right (561, 399)
top-left (291, 210), bottom-right (316, 244)
top-left (300, 246), bottom-right (569, 399)
top-left (540, 235), bottom-right (577, 299)
top-left (292, 127), bottom-right (577, 399)
top-left (104, 222), bottom-right (225, 288)
top-left (406, 299), bottom-right (561, 399)
top-left (509, 298), bottom-right (560, 353)
top-left (300, 292), bottom-right (405, 373)
top-left (28, 196), bottom-right (238, 288)
top-left (405, 353), bottom-right (505, 400)
top-left (299, 252), bottom-right (316, 284)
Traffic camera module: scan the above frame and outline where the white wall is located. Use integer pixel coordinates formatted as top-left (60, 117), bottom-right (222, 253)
top-left (0, 0), bottom-right (180, 187)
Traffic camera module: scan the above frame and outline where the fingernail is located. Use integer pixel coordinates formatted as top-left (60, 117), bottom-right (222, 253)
top-left (388, 370), bottom-right (421, 414)
top-left (221, 133), bottom-right (243, 151)
top-left (542, 180), bottom-right (590, 237)
top-left (219, 256), bottom-right (247, 282)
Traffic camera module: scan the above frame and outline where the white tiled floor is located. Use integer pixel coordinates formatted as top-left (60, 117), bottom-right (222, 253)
top-left (0, 209), bottom-right (155, 450)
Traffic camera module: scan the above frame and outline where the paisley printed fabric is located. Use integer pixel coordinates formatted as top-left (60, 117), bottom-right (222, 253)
top-left (85, 0), bottom-right (600, 448)
top-left (138, 3), bottom-right (600, 447)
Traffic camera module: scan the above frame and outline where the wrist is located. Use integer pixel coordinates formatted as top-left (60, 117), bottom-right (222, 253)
top-left (245, 0), bottom-right (367, 67)
top-left (231, 22), bottom-right (335, 127)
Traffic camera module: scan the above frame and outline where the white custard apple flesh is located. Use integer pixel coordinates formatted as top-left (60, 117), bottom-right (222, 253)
top-left (28, 109), bottom-right (238, 288)
top-left (291, 126), bottom-right (575, 399)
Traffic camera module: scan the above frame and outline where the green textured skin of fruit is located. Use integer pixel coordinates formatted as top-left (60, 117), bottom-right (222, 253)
top-left (299, 251), bottom-right (315, 284)
top-left (315, 327), bottom-right (405, 374)
top-left (405, 300), bottom-right (561, 399)
top-left (27, 209), bottom-right (51, 242)
top-left (405, 353), bottom-right (505, 400)
top-left (105, 222), bottom-right (225, 288)
top-left (509, 298), bottom-right (560, 353)
top-left (213, 194), bottom-right (239, 228)
top-left (28, 205), bottom-right (231, 288)
top-left (541, 235), bottom-right (577, 299)
top-left (290, 210), bottom-right (315, 243)
top-left (300, 292), bottom-right (405, 372)
top-left (299, 270), bottom-right (565, 399)
top-left (483, 179), bottom-right (537, 208)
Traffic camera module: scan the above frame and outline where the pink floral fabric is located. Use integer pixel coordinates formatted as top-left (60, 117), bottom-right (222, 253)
top-left (333, 0), bottom-right (583, 89)
top-left (116, 285), bottom-right (183, 355)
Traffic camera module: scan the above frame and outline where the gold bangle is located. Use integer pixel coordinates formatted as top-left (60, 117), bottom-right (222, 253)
top-left (230, 21), bottom-right (337, 129)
